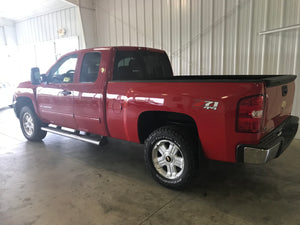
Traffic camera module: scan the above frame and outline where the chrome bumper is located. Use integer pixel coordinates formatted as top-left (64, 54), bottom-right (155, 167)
top-left (236, 116), bottom-right (298, 164)
top-left (243, 142), bottom-right (281, 164)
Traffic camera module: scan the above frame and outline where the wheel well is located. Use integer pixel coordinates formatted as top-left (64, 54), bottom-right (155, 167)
top-left (138, 111), bottom-right (199, 144)
top-left (15, 97), bottom-right (35, 119)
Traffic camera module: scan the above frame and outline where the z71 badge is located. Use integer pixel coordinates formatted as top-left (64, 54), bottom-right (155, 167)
top-left (193, 100), bottom-right (219, 110)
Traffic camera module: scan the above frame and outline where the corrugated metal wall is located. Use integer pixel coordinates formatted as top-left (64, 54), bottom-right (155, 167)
top-left (15, 7), bottom-right (80, 45)
top-left (0, 27), bottom-right (5, 46)
top-left (95, 0), bottom-right (300, 138)
top-left (96, 0), bottom-right (300, 76)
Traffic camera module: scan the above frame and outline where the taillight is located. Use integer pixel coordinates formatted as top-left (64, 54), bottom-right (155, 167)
top-left (237, 95), bottom-right (264, 133)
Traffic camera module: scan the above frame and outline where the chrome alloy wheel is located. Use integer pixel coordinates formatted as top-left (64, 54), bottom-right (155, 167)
top-left (22, 112), bottom-right (34, 136)
top-left (152, 140), bottom-right (184, 180)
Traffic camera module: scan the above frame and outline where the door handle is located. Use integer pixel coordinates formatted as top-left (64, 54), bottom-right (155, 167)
top-left (61, 90), bottom-right (72, 96)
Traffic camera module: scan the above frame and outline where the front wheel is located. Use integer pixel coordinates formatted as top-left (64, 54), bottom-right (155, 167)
top-left (144, 126), bottom-right (197, 189)
top-left (20, 106), bottom-right (47, 141)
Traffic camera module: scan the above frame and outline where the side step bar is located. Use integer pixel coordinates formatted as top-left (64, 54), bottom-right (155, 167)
top-left (41, 127), bottom-right (101, 145)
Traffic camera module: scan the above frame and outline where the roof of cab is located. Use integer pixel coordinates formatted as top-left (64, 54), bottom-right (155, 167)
top-left (67, 46), bottom-right (166, 55)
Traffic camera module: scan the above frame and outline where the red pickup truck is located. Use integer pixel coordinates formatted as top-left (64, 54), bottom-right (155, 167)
top-left (14, 46), bottom-right (298, 188)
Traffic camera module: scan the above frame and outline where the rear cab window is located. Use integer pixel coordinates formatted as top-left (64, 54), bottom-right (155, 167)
top-left (113, 51), bottom-right (173, 81)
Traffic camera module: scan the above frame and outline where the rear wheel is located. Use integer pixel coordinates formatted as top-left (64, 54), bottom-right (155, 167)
top-left (20, 106), bottom-right (47, 141)
top-left (144, 126), bottom-right (197, 189)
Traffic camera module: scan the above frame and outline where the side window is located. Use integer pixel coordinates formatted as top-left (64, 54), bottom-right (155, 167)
top-left (118, 57), bottom-right (134, 67)
top-left (113, 51), bottom-right (173, 80)
top-left (113, 52), bottom-right (144, 80)
top-left (48, 54), bottom-right (78, 83)
top-left (142, 53), bottom-right (173, 79)
top-left (80, 52), bottom-right (101, 83)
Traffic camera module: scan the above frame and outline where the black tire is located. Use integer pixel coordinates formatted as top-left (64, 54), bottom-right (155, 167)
top-left (19, 106), bottom-right (47, 141)
top-left (144, 126), bottom-right (197, 189)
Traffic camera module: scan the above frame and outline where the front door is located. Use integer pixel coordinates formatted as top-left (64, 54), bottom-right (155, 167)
top-left (37, 54), bottom-right (78, 129)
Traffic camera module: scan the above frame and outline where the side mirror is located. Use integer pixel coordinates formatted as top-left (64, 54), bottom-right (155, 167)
top-left (31, 67), bottom-right (41, 85)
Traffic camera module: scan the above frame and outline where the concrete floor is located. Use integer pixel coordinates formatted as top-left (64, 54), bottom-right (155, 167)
top-left (0, 107), bottom-right (300, 225)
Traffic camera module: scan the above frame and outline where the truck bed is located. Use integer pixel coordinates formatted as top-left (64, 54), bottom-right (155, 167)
top-left (115, 75), bottom-right (296, 88)
top-left (107, 74), bottom-right (296, 162)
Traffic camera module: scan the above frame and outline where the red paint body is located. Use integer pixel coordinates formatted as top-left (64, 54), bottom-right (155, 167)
top-left (14, 47), bottom-right (296, 163)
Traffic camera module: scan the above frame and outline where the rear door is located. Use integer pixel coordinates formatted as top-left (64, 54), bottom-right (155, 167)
top-left (73, 51), bottom-right (108, 136)
top-left (37, 54), bottom-right (78, 129)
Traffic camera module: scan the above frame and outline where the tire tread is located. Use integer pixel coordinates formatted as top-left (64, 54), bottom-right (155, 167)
top-left (20, 106), bottom-right (47, 141)
top-left (144, 126), bottom-right (197, 189)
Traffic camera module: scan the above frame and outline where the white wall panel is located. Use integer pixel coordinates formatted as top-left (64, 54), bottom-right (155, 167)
top-left (201, 0), bottom-right (213, 75)
top-left (223, 0), bottom-right (237, 75)
top-left (108, 0), bottom-right (116, 45)
top-left (94, 0), bottom-right (300, 137)
top-left (212, 0), bottom-right (225, 75)
top-left (153, 0), bottom-right (162, 49)
top-left (189, 0), bottom-right (198, 75)
top-left (0, 27), bottom-right (5, 46)
top-left (264, 0), bottom-right (281, 74)
top-left (251, 0), bottom-right (265, 74)
top-left (145, 0), bottom-right (154, 47)
top-left (181, 0), bottom-right (190, 75)
top-left (15, 7), bottom-right (80, 45)
top-left (79, 5), bottom-right (97, 48)
top-left (1, 25), bottom-right (17, 46)
top-left (95, 0), bottom-right (300, 74)
top-left (236, 0), bottom-right (251, 74)
top-left (128, 0), bottom-right (137, 45)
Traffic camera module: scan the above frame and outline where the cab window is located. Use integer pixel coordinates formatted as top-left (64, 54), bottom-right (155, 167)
top-left (80, 52), bottom-right (101, 83)
top-left (113, 51), bottom-right (173, 80)
top-left (48, 54), bottom-right (78, 83)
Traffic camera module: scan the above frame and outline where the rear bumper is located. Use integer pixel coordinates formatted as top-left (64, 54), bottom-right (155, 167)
top-left (236, 116), bottom-right (299, 164)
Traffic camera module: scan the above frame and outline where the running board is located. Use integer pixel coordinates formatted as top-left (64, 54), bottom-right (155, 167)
top-left (41, 127), bottom-right (101, 145)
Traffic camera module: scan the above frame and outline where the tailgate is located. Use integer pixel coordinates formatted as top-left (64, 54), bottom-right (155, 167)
top-left (263, 75), bottom-right (296, 135)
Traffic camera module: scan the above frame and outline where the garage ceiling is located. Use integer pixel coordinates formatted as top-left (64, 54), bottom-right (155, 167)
top-left (0, 0), bottom-right (74, 21)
